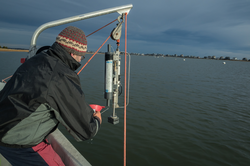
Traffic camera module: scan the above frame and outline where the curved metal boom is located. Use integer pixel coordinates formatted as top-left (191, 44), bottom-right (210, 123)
top-left (28, 4), bottom-right (133, 58)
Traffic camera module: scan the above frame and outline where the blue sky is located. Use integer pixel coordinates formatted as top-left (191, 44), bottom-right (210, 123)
top-left (0, 0), bottom-right (249, 59)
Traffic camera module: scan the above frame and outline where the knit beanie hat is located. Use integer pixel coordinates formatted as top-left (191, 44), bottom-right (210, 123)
top-left (56, 26), bottom-right (87, 56)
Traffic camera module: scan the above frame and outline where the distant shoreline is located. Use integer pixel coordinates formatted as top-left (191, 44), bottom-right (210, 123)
top-left (0, 48), bottom-right (105, 55)
top-left (0, 48), bottom-right (29, 52)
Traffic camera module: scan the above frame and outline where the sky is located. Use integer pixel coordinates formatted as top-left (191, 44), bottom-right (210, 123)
top-left (0, 0), bottom-right (250, 59)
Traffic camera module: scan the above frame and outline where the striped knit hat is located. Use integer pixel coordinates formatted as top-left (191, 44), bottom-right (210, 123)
top-left (56, 26), bottom-right (87, 56)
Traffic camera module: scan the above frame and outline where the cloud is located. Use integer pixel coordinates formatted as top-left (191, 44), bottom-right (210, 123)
top-left (0, 0), bottom-right (250, 58)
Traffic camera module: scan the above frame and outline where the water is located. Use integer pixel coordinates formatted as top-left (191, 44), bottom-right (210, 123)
top-left (0, 52), bottom-right (250, 166)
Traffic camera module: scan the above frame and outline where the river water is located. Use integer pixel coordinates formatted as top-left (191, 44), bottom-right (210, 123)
top-left (0, 51), bottom-right (250, 166)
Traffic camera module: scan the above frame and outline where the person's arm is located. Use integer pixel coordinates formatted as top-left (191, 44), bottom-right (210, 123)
top-left (48, 74), bottom-right (102, 141)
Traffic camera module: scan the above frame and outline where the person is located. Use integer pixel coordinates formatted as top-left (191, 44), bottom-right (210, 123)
top-left (0, 26), bottom-right (102, 166)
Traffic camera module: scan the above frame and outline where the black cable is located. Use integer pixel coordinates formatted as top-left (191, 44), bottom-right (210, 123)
top-left (118, 83), bottom-right (123, 96)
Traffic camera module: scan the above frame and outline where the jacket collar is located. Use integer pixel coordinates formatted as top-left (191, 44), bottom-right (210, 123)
top-left (47, 42), bottom-right (81, 71)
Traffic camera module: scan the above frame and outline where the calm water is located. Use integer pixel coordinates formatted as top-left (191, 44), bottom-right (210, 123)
top-left (0, 52), bottom-right (250, 166)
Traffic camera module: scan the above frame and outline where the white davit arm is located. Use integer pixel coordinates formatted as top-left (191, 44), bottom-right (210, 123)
top-left (28, 4), bottom-right (133, 58)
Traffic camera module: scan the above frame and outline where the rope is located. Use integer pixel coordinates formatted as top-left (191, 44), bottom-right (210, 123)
top-left (77, 36), bottom-right (110, 75)
top-left (2, 75), bottom-right (12, 83)
top-left (124, 12), bottom-right (128, 166)
top-left (86, 19), bottom-right (117, 37)
top-left (77, 19), bottom-right (117, 75)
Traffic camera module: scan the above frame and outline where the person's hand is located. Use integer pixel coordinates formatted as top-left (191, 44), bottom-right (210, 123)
top-left (93, 111), bottom-right (102, 124)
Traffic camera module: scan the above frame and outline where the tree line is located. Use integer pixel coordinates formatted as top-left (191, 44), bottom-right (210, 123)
top-left (0, 46), bottom-right (8, 49)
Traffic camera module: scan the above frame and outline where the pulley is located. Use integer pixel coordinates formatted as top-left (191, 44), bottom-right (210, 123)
top-left (111, 13), bottom-right (125, 41)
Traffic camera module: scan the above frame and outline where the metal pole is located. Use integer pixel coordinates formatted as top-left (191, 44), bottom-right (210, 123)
top-left (28, 4), bottom-right (133, 58)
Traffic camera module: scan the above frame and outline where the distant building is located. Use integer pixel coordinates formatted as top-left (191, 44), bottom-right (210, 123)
top-left (212, 56), bottom-right (216, 59)
top-left (224, 56), bottom-right (230, 60)
top-left (219, 56), bottom-right (224, 60)
top-left (242, 58), bottom-right (248, 61)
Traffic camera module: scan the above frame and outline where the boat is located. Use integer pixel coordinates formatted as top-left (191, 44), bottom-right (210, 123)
top-left (0, 127), bottom-right (91, 166)
top-left (0, 4), bottom-right (132, 166)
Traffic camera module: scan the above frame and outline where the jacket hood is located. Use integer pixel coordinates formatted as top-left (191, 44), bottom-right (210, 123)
top-left (47, 42), bottom-right (81, 71)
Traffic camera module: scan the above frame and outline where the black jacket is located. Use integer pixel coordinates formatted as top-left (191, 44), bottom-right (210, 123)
top-left (0, 42), bottom-right (100, 148)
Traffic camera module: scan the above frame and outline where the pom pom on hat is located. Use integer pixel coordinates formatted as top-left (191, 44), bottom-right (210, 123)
top-left (56, 26), bottom-right (87, 56)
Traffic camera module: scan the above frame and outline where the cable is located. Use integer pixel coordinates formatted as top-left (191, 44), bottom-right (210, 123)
top-left (118, 83), bottom-right (123, 96)
top-left (124, 12), bottom-right (128, 166)
top-left (77, 19), bottom-right (118, 75)
top-left (86, 19), bottom-right (117, 37)
top-left (117, 52), bottom-right (130, 108)
top-left (100, 107), bottom-right (110, 114)
top-left (77, 36), bottom-right (110, 75)
top-left (2, 75), bottom-right (12, 83)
